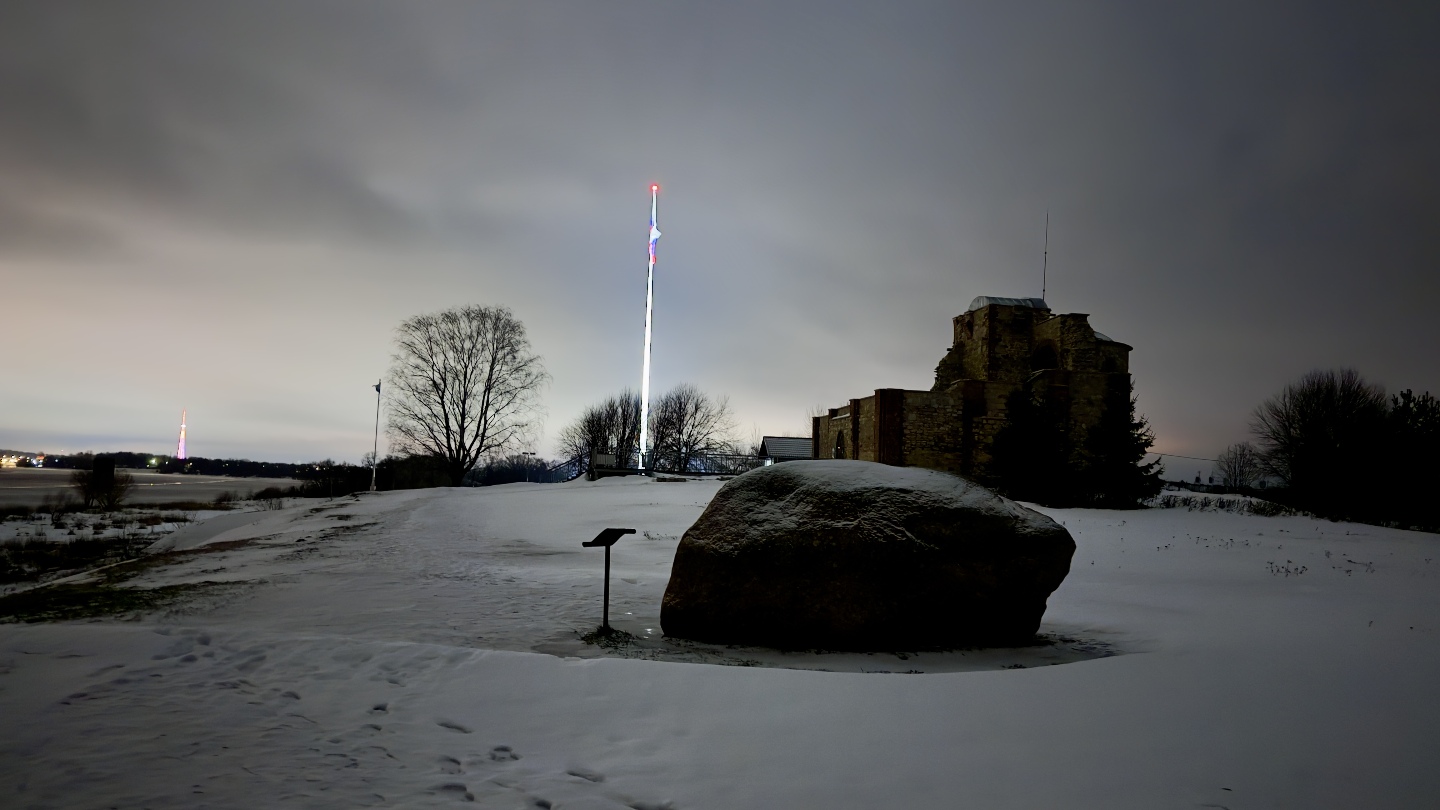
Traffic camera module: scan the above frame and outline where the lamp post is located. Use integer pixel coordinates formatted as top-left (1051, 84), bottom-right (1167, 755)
top-left (521, 451), bottom-right (536, 482)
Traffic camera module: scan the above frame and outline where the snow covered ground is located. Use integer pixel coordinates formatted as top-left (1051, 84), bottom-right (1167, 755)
top-left (2, 474), bottom-right (1438, 808)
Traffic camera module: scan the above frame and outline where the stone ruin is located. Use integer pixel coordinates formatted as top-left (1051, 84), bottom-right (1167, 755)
top-left (812, 296), bottom-right (1133, 481)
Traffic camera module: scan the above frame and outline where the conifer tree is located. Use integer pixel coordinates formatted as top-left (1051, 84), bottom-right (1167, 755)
top-left (988, 385), bottom-right (1074, 505)
top-left (1076, 380), bottom-right (1162, 508)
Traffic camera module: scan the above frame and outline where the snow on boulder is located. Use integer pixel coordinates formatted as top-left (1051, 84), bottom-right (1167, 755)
top-left (660, 460), bottom-right (1075, 649)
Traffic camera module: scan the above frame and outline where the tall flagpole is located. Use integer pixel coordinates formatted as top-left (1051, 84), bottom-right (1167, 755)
top-left (369, 380), bottom-right (381, 492)
top-left (638, 184), bottom-right (661, 472)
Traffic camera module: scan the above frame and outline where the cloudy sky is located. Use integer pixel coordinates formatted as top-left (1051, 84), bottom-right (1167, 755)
top-left (2, 1), bottom-right (1436, 477)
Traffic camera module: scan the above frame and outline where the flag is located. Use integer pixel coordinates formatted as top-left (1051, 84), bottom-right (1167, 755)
top-left (374, 381), bottom-right (381, 394)
top-left (648, 188), bottom-right (661, 265)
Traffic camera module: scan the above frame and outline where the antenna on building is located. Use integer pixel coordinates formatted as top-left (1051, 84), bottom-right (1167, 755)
top-left (1042, 211), bottom-right (1049, 303)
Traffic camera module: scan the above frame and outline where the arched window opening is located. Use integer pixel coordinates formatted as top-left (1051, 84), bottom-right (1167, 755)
top-left (833, 432), bottom-right (846, 459)
top-left (1031, 343), bottom-right (1059, 371)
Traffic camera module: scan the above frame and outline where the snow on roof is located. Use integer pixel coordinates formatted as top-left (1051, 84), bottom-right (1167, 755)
top-left (966, 296), bottom-right (1050, 312)
top-left (758, 436), bottom-right (813, 459)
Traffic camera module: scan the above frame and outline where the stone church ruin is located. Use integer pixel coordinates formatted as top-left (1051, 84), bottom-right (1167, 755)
top-left (812, 296), bottom-right (1134, 480)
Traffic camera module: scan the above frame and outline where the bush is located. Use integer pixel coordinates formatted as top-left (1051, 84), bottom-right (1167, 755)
top-left (252, 486), bottom-right (298, 500)
top-left (1249, 370), bottom-right (1439, 529)
top-left (1252, 368), bottom-right (1387, 520)
top-left (0, 535), bottom-right (153, 584)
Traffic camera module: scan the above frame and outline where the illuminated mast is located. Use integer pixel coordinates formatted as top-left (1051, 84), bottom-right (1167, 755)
top-left (176, 409), bottom-right (187, 460)
top-left (638, 184), bottom-right (661, 471)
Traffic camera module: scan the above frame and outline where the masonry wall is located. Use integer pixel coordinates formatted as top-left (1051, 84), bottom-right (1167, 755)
top-left (896, 390), bottom-right (965, 473)
top-left (816, 300), bottom-right (1134, 479)
top-left (980, 305), bottom-right (1045, 384)
top-left (969, 380), bottom-right (1022, 478)
top-left (819, 403), bottom-right (852, 459)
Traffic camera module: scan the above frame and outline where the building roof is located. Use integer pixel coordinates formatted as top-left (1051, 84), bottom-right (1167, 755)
top-left (966, 296), bottom-right (1050, 312)
top-left (758, 436), bottom-right (814, 459)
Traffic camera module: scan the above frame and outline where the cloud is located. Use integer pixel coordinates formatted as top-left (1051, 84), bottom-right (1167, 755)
top-left (1, 2), bottom-right (1436, 463)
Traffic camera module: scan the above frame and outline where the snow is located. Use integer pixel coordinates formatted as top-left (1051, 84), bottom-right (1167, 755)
top-left (3, 474), bottom-right (1439, 808)
top-left (693, 459), bottom-right (1058, 536)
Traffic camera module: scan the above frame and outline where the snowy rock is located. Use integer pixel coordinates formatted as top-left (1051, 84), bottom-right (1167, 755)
top-left (660, 460), bottom-right (1075, 649)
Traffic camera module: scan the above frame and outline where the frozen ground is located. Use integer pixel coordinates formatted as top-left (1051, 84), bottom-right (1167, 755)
top-left (0, 467), bottom-right (301, 509)
top-left (2, 474), bottom-right (1439, 808)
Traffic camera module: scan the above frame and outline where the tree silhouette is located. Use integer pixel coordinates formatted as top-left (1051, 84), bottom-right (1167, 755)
top-left (386, 305), bottom-right (548, 487)
top-left (1076, 381), bottom-right (1162, 507)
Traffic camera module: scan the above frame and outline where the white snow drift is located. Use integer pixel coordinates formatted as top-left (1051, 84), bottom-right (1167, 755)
top-left (2, 473), bottom-right (1438, 809)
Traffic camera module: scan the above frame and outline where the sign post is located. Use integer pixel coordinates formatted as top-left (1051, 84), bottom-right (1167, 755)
top-left (582, 528), bottom-right (635, 631)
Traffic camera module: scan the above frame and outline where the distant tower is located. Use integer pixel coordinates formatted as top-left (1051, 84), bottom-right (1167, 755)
top-left (176, 409), bottom-right (187, 460)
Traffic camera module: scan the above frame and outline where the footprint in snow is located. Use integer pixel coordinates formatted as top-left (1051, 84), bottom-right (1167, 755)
top-left (489, 745), bottom-right (520, 761)
top-left (437, 719), bottom-right (472, 734)
top-left (369, 702), bottom-right (389, 715)
top-left (428, 782), bottom-right (475, 801)
top-left (438, 755), bottom-right (463, 774)
top-left (566, 767), bottom-right (604, 783)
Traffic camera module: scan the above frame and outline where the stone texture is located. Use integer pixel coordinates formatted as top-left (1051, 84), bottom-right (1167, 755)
top-left (660, 461), bottom-right (1076, 649)
top-left (811, 297), bottom-right (1133, 481)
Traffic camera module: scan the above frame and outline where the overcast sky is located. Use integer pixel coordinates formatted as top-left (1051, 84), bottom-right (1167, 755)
top-left (2, 1), bottom-right (1436, 478)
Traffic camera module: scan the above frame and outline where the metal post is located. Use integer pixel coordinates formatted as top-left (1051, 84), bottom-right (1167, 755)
top-left (370, 379), bottom-right (381, 492)
top-left (582, 528), bottom-right (634, 633)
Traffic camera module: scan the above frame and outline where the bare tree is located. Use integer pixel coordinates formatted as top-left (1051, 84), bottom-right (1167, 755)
top-left (649, 383), bottom-right (737, 472)
top-left (610, 390), bottom-right (643, 467)
top-left (1251, 368), bottom-right (1387, 509)
top-left (557, 404), bottom-right (609, 474)
top-left (557, 390), bottom-right (642, 474)
top-left (1213, 442), bottom-right (1263, 489)
top-left (386, 305), bottom-right (548, 486)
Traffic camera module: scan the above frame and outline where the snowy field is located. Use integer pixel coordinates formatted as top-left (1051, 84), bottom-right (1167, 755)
top-left (2, 474), bottom-right (1439, 808)
top-left (0, 467), bottom-right (301, 509)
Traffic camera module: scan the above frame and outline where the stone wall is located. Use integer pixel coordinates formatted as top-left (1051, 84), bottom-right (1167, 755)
top-left (815, 297), bottom-right (1134, 481)
top-left (897, 390), bottom-right (965, 472)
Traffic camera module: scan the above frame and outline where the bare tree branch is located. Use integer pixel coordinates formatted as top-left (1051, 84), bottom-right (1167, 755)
top-left (1213, 442), bottom-right (1263, 489)
top-left (557, 390), bottom-right (642, 473)
top-left (385, 305), bottom-right (548, 486)
top-left (649, 383), bottom-right (737, 473)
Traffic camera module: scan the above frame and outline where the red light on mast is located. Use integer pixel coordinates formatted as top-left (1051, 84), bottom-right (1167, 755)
top-left (651, 184), bottom-right (659, 192)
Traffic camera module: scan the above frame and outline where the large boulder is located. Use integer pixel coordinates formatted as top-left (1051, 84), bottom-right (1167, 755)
top-left (660, 460), bottom-right (1075, 649)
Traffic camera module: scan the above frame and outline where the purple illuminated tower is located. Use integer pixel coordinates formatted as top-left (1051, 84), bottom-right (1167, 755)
top-left (176, 408), bottom-right (187, 460)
